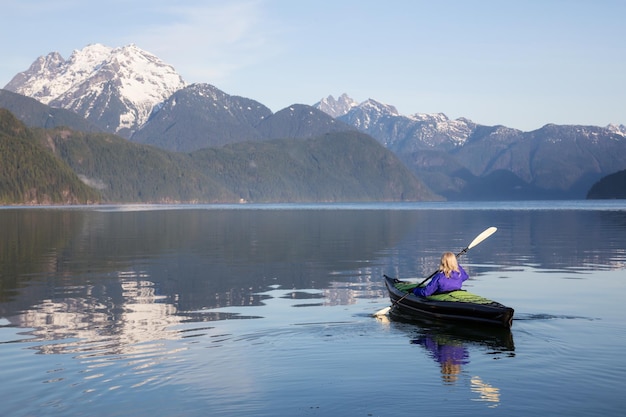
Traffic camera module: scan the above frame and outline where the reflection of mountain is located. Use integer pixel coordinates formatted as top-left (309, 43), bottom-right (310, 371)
top-left (2, 272), bottom-right (191, 396)
top-left (0, 208), bottom-right (419, 317)
top-left (1, 205), bottom-right (625, 322)
top-left (468, 208), bottom-right (626, 272)
top-left (9, 273), bottom-right (184, 357)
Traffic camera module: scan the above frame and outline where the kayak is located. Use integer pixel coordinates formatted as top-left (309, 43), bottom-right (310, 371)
top-left (384, 275), bottom-right (515, 328)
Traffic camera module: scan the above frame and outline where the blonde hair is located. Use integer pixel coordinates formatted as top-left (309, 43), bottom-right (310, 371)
top-left (440, 252), bottom-right (459, 278)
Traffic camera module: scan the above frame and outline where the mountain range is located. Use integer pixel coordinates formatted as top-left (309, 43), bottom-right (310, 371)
top-left (314, 94), bottom-right (626, 199)
top-left (3, 43), bottom-right (626, 202)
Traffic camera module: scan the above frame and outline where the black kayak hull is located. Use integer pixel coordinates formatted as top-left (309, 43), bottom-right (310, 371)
top-left (384, 276), bottom-right (514, 328)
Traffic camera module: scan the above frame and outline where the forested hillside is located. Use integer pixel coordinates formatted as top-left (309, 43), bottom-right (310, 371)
top-left (1, 108), bottom-right (436, 204)
top-left (0, 109), bottom-right (100, 204)
top-left (41, 128), bottom-right (238, 203)
top-left (587, 170), bottom-right (626, 199)
top-left (190, 131), bottom-right (436, 202)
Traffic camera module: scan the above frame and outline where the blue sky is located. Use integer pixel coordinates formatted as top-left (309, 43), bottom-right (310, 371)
top-left (2, 0), bottom-right (625, 131)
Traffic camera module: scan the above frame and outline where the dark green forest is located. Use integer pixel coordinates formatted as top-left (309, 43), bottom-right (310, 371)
top-left (587, 169), bottom-right (626, 199)
top-left (0, 109), bottom-right (100, 204)
top-left (0, 108), bottom-right (436, 205)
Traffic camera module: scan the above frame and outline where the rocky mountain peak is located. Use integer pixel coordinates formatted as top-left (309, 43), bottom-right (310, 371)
top-left (314, 93), bottom-right (359, 118)
top-left (606, 124), bottom-right (626, 137)
top-left (358, 99), bottom-right (400, 116)
top-left (4, 43), bottom-right (186, 137)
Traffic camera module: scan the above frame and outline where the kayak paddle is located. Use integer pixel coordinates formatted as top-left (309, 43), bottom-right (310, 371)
top-left (373, 226), bottom-right (498, 317)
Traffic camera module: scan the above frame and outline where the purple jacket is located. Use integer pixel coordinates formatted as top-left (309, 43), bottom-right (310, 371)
top-left (413, 265), bottom-right (469, 297)
top-left (412, 335), bottom-right (470, 366)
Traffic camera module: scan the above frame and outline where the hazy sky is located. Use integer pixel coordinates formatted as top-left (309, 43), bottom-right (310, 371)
top-left (2, 0), bottom-right (625, 131)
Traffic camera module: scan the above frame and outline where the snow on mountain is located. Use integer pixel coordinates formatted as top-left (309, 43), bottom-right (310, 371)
top-left (358, 98), bottom-right (400, 117)
top-left (313, 93), bottom-right (358, 118)
top-left (316, 94), bottom-right (475, 150)
top-left (5, 44), bottom-right (113, 104)
top-left (404, 113), bottom-right (477, 147)
top-left (4, 44), bottom-right (186, 137)
top-left (607, 124), bottom-right (626, 137)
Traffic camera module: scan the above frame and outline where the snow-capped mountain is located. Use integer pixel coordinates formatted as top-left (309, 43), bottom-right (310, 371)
top-left (313, 94), bottom-right (358, 118)
top-left (4, 44), bottom-right (186, 137)
top-left (607, 123), bottom-right (626, 136)
top-left (313, 93), bottom-right (626, 199)
top-left (315, 94), bottom-right (480, 152)
top-left (3, 43), bottom-right (626, 201)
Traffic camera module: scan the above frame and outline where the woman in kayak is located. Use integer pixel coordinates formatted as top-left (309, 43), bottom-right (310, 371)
top-left (412, 252), bottom-right (469, 296)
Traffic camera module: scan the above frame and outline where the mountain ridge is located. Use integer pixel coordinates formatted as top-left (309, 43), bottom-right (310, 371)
top-left (130, 83), bottom-right (272, 152)
top-left (4, 44), bottom-right (626, 201)
top-left (314, 94), bottom-right (626, 199)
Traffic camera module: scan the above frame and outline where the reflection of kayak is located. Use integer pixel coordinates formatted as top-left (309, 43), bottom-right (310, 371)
top-left (391, 307), bottom-right (515, 352)
top-left (397, 311), bottom-right (514, 388)
top-left (384, 275), bottom-right (515, 328)
top-left (400, 315), bottom-right (515, 354)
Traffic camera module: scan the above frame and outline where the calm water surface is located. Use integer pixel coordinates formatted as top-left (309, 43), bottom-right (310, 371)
top-left (1, 201), bottom-right (625, 416)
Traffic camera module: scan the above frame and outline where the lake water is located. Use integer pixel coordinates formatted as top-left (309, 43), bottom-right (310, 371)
top-left (0, 201), bottom-right (625, 416)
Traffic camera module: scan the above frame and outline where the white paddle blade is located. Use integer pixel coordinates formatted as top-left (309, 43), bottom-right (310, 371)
top-left (467, 227), bottom-right (497, 250)
top-left (373, 306), bottom-right (391, 317)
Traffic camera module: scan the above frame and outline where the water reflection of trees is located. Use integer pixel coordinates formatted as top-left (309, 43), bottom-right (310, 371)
top-left (483, 209), bottom-right (626, 272)
top-left (0, 208), bottom-right (418, 315)
top-left (1, 206), bottom-right (625, 320)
